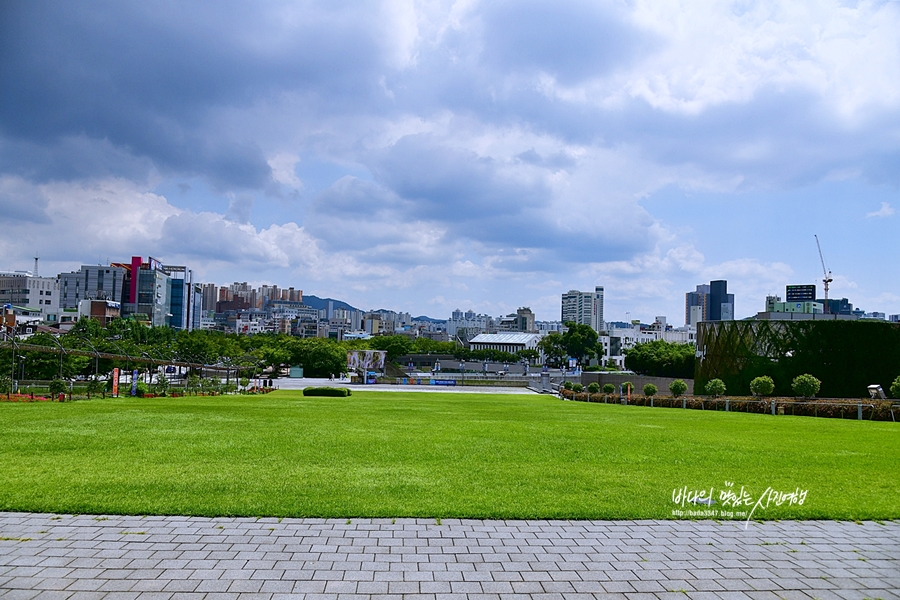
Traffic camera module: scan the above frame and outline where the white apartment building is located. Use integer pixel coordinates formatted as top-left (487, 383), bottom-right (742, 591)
top-left (0, 271), bottom-right (60, 323)
top-left (598, 319), bottom-right (696, 368)
top-left (561, 286), bottom-right (604, 332)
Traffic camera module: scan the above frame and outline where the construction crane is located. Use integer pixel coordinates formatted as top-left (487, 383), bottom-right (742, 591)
top-left (814, 235), bottom-right (833, 314)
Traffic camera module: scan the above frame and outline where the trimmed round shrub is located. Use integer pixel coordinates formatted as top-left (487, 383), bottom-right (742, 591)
top-left (750, 375), bottom-right (775, 397)
top-left (563, 381), bottom-right (573, 390)
top-left (602, 383), bottom-right (615, 395)
top-left (621, 381), bottom-right (634, 394)
top-left (705, 378), bottom-right (726, 397)
top-left (49, 378), bottom-right (67, 397)
top-left (791, 374), bottom-right (821, 398)
top-left (572, 383), bottom-right (584, 393)
top-left (587, 382), bottom-right (600, 394)
top-left (302, 387), bottom-right (352, 397)
top-left (890, 376), bottom-right (900, 399)
top-left (668, 379), bottom-right (688, 398)
top-left (643, 383), bottom-right (658, 397)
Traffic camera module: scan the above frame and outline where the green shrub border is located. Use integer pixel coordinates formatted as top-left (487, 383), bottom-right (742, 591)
top-left (302, 387), bottom-right (352, 397)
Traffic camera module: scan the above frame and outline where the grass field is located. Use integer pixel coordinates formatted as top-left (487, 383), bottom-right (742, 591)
top-left (0, 390), bottom-right (897, 520)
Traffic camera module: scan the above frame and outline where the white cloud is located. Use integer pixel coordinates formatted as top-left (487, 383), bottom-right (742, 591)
top-left (618, 0), bottom-right (900, 118)
top-left (267, 153), bottom-right (303, 190)
top-left (866, 201), bottom-right (894, 218)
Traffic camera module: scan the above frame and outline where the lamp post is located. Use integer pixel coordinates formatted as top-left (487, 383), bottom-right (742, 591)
top-left (141, 351), bottom-right (154, 386)
top-left (74, 335), bottom-right (101, 383)
top-left (8, 336), bottom-right (17, 398)
top-left (44, 335), bottom-right (67, 380)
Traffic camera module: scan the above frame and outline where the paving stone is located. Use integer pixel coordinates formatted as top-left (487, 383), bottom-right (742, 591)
top-left (2, 515), bottom-right (898, 600)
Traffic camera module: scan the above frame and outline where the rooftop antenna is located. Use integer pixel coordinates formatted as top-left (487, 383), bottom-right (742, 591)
top-left (814, 235), bottom-right (833, 314)
top-left (33, 256), bottom-right (39, 277)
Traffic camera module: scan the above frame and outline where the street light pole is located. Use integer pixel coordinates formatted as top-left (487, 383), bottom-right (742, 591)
top-left (9, 337), bottom-right (16, 398)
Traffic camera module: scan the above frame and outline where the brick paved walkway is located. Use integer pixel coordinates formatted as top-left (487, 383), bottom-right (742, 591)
top-left (1, 513), bottom-right (897, 599)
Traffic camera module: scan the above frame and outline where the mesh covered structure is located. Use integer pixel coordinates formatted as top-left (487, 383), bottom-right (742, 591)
top-left (696, 319), bottom-right (900, 398)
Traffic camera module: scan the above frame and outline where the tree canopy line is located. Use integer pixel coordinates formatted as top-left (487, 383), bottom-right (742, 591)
top-left (535, 323), bottom-right (696, 379)
top-left (1, 317), bottom-right (696, 383)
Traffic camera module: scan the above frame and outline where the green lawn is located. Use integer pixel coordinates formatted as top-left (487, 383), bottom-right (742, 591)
top-left (0, 391), bottom-right (897, 520)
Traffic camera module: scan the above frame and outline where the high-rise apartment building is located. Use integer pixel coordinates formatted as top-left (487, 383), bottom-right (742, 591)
top-left (561, 286), bottom-right (604, 332)
top-left (200, 283), bottom-right (218, 311)
top-left (685, 284), bottom-right (710, 325)
top-left (685, 280), bottom-right (734, 324)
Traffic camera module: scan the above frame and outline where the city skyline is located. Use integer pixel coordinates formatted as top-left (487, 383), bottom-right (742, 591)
top-left (2, 2), bottom-right (898, 323)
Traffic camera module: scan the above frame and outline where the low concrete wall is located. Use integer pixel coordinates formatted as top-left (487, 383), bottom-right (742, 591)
top-left (580, 372), bottom-right (694, 396)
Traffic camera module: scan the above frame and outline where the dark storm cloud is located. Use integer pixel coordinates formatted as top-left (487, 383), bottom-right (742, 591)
top-left (0, 0), bottom-right (386, 189)
top-left (371, 134), bottom-right (550, 219)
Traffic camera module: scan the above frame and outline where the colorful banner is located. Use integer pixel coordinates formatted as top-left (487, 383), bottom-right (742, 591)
top-left (112, 368), bottom-right (119, 397)
top-left (347, 350), bottom-right (387, 371)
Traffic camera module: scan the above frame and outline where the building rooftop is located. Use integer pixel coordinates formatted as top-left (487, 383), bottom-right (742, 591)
top-left (469, 333), bottom-right (543, 344)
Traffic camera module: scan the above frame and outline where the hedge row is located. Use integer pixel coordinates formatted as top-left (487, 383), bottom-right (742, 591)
top-left (560, 390), bottom-right (898, 421)
top-left (302, 387), bottom-right (352, 397)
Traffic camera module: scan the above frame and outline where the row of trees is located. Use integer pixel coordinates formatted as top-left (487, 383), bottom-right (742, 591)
top-left (566, 374), bottom-right (843, 400)
top-left (1, 318), bottom-right (546, 383)
top-left (537, 331), bottom-right (697, 377)
top-left (623, 340), bottom-right (695, 379)
top-left (705, 374), bottom-right (824, 398)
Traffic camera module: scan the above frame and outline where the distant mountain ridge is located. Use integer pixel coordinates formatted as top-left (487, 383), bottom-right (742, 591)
top-left (301, 295), bottom-right (358, 312)
top-left (302, 295), bottom-right (444, 322)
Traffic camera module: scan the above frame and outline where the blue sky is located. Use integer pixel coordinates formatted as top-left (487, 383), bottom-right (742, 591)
top-left (1, 0), bottom-right (898, 322)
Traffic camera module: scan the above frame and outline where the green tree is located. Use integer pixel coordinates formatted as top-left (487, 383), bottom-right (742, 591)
top-left (561, 322), bottom-right (598, 366)
top-left (705, 378), bottom-right (726, 397)
top-left (68, 317), bottom-right (106, 340)
top-left (49, 378), bottom-right (67, 398)
top-left (186, 373), bottom-right (201, 395)
top-left (290, 338), bottom-right (348, 378)
top-left (668, 379), bottom-right (688, 398)
top-left (572, 383), bottom-right (584, 393)
top-left (643, 383), bottom-right (658, 397)
top-left (239, 376), bottom-right (250, 392)
top-left (175, 330), bottom-right (216, 366)
top-left (0, 375), bottom-right (11, 394)
top-left (792, 373), bottom-right (821, 398)
top-left (515, 348), bottom-right (540, 363)
top-left (537, 333), bottom-right (566, 368)
top-left (750, 375), bottom-right (775, 396)
top-left (602, 383), bottom-right (615, 395)
top-left (368, 335), bottom-right (414, 361)
top-left (151, 374), bottom-right (169, 396)
top-left (256, 345), bottom-right (291, 373)
top-left (892, 376), bottom-right (900, 399)
top-left (411, 337), bottom-right (456, 354)
top-left (86, 378), bottom-right (105, 399)
top-left (624, 340), bottom-right (696, 378)
top-left (563, 381), bottom-right (573, 390)
top-left (621, 381), bottom-right (634, 395)
top-left (587, 382), bottom-right (600, 394)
